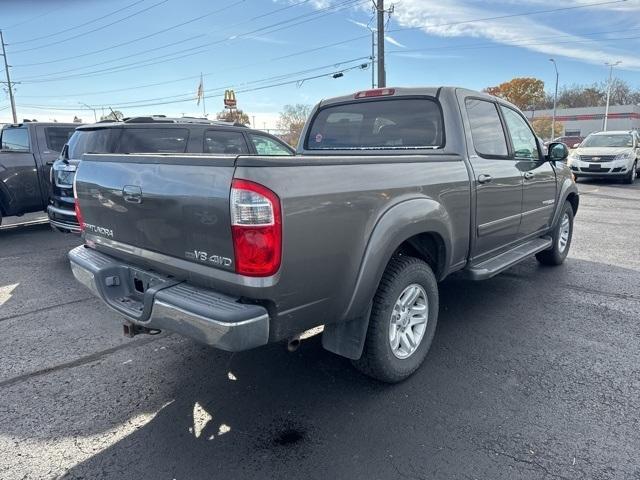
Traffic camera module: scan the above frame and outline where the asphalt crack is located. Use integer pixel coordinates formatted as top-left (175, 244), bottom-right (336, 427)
top-left (0, 334), bottom-right (166, 389)
top-left (0, 297), bottom-right (95, 323)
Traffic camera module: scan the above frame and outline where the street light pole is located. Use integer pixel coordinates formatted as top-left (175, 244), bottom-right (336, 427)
top-left (79, 102), bottom-right (97, 123)
top-left (603, 61), bottom-right (621, 131)
top-left (549, 58), bottom-right (559, 141)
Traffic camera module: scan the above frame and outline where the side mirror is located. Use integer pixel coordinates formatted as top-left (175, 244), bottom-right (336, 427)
top-left (572, 142), bottom-right (581, 149)
top-left (548, 142), bottom-right (569, 162)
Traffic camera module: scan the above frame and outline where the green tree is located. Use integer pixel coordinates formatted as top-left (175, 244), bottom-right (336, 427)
top-left (531, 117), bottom-right (563, 140)
top-left (216, 109), bottom-right (250, 125)
top-left (277, 104), bottom-right (311, 147)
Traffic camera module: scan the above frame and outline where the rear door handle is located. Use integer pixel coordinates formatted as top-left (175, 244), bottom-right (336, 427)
top-left (122, 185), bottom-right (142, 204)
top-left (524, 172), bottom-right (535, 180)
top-left (477, 174), bottom-right (493, 184)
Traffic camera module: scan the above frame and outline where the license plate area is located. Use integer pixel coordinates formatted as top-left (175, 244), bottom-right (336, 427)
top-left (97, 266), bottom-right (177, 321)
top-left (588, 164), bottom-right (602, 170)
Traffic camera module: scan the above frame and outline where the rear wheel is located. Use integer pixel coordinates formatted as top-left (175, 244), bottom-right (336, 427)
top-left (536, 201), bottom-right (574, 266)
top-left (352, 256), bottom-right (439, 383)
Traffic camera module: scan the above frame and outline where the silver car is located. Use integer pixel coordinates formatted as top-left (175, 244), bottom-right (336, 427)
top-left (568, 130), bottom-right (639, 183)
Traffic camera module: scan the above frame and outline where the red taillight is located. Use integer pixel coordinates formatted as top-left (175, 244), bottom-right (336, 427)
top-left (230, 179), bottom-right (281, 277)
top-left (73, 177), bottom-right (84, 232)
top-left (355, 88), bottom-right (395, 99)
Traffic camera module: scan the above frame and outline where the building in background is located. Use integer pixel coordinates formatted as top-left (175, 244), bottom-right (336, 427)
top-left (525, 105), bottom-right (640, 137)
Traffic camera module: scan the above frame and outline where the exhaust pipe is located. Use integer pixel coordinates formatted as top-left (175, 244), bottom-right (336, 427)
top-left (286, 325), bottom-right (324, 352)
top-left (287, 335), bottom-right (301, 352)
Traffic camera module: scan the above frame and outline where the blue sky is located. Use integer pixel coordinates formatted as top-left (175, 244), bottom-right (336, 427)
top-left (1, 0), bottom-right (639, 126)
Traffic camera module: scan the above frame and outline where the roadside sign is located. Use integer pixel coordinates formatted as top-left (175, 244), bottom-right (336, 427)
top-left (224, 90), bottom-right (237, 109)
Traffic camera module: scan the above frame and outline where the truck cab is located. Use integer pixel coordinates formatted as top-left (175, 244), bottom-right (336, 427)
top-left (0, 122), bottom-right (78, 225)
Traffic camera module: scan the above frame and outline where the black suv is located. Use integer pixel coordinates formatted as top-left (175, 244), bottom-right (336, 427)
top-left (48, 116), bottom-right (294, 232)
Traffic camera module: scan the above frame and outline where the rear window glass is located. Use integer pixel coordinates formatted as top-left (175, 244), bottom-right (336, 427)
top-left (306, 98), bottom-right (444, 150)
top-left (67, 127), bottom-right (189, 158)
top-left (204, 130), bottom-right (249, 154)
top-left (67, 129), bottom-right (113, 159)
top-left (1, 127), bottom-right (30, 152)
top-left (116, 128), bottom-right (189, 153)
top-left (44, 127), bottom-right (75, 152)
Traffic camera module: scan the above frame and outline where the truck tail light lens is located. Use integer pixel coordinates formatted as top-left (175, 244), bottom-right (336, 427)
top-left (230, 179), bottom-right (281, 277)
top-left (72, 177), bottom-right (85, 232)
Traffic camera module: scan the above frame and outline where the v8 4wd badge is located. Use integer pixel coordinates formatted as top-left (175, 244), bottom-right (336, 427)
top-left (185, 250), bottom-right (232, 267)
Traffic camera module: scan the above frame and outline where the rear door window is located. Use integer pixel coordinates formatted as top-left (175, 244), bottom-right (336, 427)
top-left (1, 127), bottom-right (30, 152)
top-left (44, 127), bottom-right (76, 152)
top-left (248, 134), bottom-right (293, 156)
top-left (116, 128), bottom-right (189, 153)
top-left (306, 98), bottom-right (444, 150)
top-left (465, 99), bottom-right (508, 157)
top-left (204, 130), bottom-right (249, 154)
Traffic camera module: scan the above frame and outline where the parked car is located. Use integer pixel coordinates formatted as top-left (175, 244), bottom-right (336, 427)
top-left (554, 136), bottom-right (584, 149)
top-left (567, 130), bottom-right (639, 183)
top-left (49, 116), bottom-right (294, 232)
top-left (69, 87), bottom-right (578, 383)
top-left (0, 122), bottom-right (78, 226)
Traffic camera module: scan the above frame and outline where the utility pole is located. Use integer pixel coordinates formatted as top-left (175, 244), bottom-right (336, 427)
top-left (549, 58), bottom-right (559, 140)
top-left (376, 0), bottom-right (386, 88)
top-left (79, 102), bottom-right (97, 123)
top-left (0, 30), bottom-right (17, 123)
top-left (370, 28), bottom-right (376, 88)
top-left (603, 61), bottom-right (621, 131)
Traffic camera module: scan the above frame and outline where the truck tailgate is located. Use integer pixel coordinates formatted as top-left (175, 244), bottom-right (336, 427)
top-left (74, 154), bottom-right (236, 273)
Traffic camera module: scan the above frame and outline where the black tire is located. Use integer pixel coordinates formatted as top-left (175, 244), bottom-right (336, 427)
top-left (352, 256), bottom-right (439, 383)
top-left (623, 161), bottom-right (637, 184)
top-left (536, 201), bottom-right (574, 266)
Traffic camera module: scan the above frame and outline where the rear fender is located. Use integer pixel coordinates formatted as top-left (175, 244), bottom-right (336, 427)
top-left (322, 198), bottom-right (453, 359)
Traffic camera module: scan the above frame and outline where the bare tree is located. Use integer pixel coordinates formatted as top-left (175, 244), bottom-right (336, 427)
top-left (277, 104), bottom-right (311, 147)
top-left (216, 109), bottom-right (250, 125)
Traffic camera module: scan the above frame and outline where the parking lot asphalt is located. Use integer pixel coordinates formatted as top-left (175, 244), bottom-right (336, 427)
top-left (1, 179), bottom-right (639, 480)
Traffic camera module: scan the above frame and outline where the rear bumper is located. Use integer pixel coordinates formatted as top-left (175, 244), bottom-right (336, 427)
top-left (68, 245), bottom-right (269, 351)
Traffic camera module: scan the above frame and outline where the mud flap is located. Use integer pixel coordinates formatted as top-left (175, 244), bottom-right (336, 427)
top-left (321, 304), bottom-right (372, 360)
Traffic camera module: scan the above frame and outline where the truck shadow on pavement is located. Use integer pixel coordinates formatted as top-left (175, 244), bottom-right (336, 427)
top-left (52, 258), bottom-right (640, 480)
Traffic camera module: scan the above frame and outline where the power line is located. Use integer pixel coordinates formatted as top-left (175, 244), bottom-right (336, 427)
top-left (9, 0), bottom-right (171, 54)
top-left (8, 0), bottom-right (146, 45)
top-left (16, 34), bottom-right (370, 99)
top-left (387, 0), bottom-right (632, 33)
top-left (12, 0), bottom-right (313, 68)
top-left (16, 0), bottom-right (366, 84)
top-left (18, 62), bottom-right (370, 112)
top-left (49, 56), bottom-right (372, 109)
top-left (15, 34), bottom-right (206, 74)
top-left (1, 5), bottom-right (68, 30)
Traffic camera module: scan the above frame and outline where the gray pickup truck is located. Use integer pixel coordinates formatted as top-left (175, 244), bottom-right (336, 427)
top-left (69, 87), bottom-right (579, 382)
